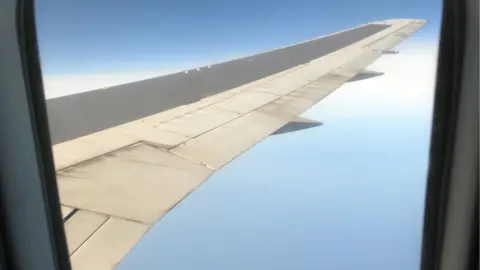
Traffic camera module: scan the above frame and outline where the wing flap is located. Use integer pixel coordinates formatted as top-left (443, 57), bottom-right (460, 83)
top-left (69, 217), bottom-right (149, 270)
top-left (157, 106), bottom-right (241, 138)
top-left (57, 143), bottom-right (212, 224)
top-left (213, 91), bottom-right (279, 114)
top-left (170, 111), bottom-right (286, 169)
top-left (65, 210), bottom-right (108, 255)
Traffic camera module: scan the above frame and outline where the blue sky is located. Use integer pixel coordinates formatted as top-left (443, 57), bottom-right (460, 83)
top-left (35, 0), bottom-right (441, 75)
top-left (36, 1), bottom-right (442, 269)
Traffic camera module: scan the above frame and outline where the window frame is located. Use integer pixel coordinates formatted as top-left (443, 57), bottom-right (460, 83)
top-left (0, 0), bottom-right (477, 269)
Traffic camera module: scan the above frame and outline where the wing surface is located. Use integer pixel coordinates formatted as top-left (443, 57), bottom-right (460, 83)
top-left (53, 18), bottom-right (427, 269)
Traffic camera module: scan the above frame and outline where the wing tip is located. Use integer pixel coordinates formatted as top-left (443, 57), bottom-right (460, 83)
top-left (370, 18), bottom-right (428, 26)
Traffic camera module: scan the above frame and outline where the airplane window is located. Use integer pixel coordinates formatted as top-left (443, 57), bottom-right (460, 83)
top-left (33, 0), bottom-right (443, 269)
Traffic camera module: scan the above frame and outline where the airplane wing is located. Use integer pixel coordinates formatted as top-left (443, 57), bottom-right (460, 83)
top-left (51, 18), bottom-right (426, 269)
